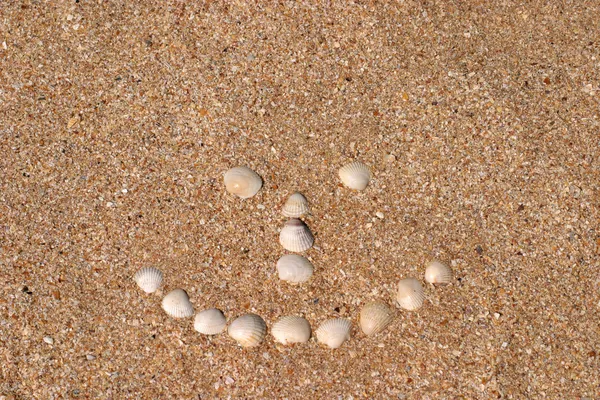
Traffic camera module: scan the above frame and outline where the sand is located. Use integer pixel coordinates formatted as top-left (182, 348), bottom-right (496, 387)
top-left (1, 1), bottom-right (599, 399)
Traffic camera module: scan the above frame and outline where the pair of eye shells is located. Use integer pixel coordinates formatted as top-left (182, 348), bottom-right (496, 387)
top-left (396, 261), bottom-right (453, 311)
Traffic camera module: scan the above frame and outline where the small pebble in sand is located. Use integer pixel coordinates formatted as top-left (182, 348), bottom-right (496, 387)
top-left (43, 336), bottom-right (54, 345)
top-left (375, 212), bottom-right (384, 219)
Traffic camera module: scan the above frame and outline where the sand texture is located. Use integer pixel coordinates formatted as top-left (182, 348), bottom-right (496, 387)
top-left (1, 1), bottom-right (599, 399)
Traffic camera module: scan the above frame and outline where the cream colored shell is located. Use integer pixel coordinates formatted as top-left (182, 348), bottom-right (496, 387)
top-left (133, 267), bottom-right (163, 293)
top-left (162, 289), bottom-right (194, 318)
top-left (360, 301), bottom-right (393, 336)
top-left (338, 161), bottom-right (371, 190)
top-left (279, 218), bottom-right (314, 252)
top-left (315, 318), bottom-right (352, 349)
top-left (223, 166), bottom-right (262, 199)
top-left (276, 254), bottom-right (314, 284)
top-left (282, 192), bottom-right (310, 218)
top-left (227, 313), bottom-right (267, 347)
top-left (194, 308), bottom-right (227, 335)
top-left (424, 261), bottom-right (452, 284)
top-left (271, 316), bottom-right (311, 345)
top-left (396, 278), bottom-right (425, 311)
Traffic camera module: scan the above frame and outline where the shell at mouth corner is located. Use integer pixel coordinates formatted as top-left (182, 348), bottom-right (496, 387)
top-left (282, 192), bottom-right (310, 218)
top-left (315, 318), bottom-right (352, 349)
top-left (133, 267), bottom-right (163, 293)
top-left (194, 308), bottom-right (227, 335)
top-left (162, 289), bottom-right (194, 318)
top-left (396, 278), bottom-right (425, 311)
top-left (271, 316), bottom-right (311, 345)
top-left (223, 166), bottom-right (262, 199)
top-left (360, 301), bottom-right (393, 336)
top-left (279, 218), bottom-right (314, 252)
top-left (276, 254), bottom-right (314, 284)
top-left (338, 161), bottom-right (371, 190)
top-left (227, 313), bottom-right (267, 347)
top-left (424, 261), bottom-right (452, 284)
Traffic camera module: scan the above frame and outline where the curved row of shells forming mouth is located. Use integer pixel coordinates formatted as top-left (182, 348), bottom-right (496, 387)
top-left (134, 162), bottom-right (454, 349)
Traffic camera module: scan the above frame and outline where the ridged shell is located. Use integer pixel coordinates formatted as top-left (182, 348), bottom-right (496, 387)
top-left (425, 261), bottom-right (452, 284)
top-left (227, 314), bottom-right (267, 347)
top-left (315, 318), bottom-right (351, 349)
top-left (396, 278), bottom-right (425, 311)
top-left (339, 161), bottom-right (371, 190)
top-left (223, 166), bottom-right (262, 199)
top-left (162, 289), bottom-right (194, 318)
top-left (271, 316), bottom-right (311, 345)
top-left (276, 254), bottom-right (314, 284)
top-left (133, 267), bottom-right (163, 293)
top-left (360, 301), bottom-right (393, 336)
top-left (194, 308), bottom-right (227, 335)
top-left (282, 192), bottom-right (309, 218)
top-left (279, 218), bottom-right (314, 252)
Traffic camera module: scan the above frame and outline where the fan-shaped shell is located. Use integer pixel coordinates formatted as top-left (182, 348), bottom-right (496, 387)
top-left (276, 254), bottom-right (314, 284)
top-left (425, 261), bottom-right (452, 284)
top-left (194, 308), bottom-right (227, 335)
top-left (279, 218), bottom-right (314, 252)
top-left (282, 192), bottom-right (309, 218)
top-left (271, 316), bottom-right (311, 345)
top-left (360, 301), bottom-right (393, 336)
top-left (396, 278), bottom-right (425, 311)
top-left (162, 289), bottom-right (194, 318)
top-left (315, 318), bottom-right (352, 349)
top-left (223, 166), bottom-right (262, 199)
top-left (228, 314), bottom-right (267, 347)
top-left (339, 161), bottom-right (371, 190)
top-left (133, 267), bottom-right (163, 293)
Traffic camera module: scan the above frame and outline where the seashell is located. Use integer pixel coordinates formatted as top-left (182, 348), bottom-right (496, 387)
top-left (271, 316), bottom-right (311, 345)
top-left (276, 254), bottom-right (314, 284)
top-left (194, 308), bottom-right (227, 335)
top-left (282, 192), bottom-right (310, 218)
top-left (339, 161), bottom-right (371, 190)
top-left (315, 318), bottom-right (352, 349)
top-left (424, 261), bottom-right (452, 284)
top-left (227, 313), bottom-right (267, 347)
top-left (279, 218), bottom-right (314, 252)
top-left (162, 289), bottom-right (194, 318)
top-left (223, 166), bottom-right (262, 199)
top-left (133, 267), bottom-right (163, 293)
top-left (360, 301), bottom-right (394, 336)
top-left (396, 278), bottom-right (425, 311)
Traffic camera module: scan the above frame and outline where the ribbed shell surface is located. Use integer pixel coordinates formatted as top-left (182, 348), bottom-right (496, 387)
top-left (227, 313), bottom-right (267, 347)
top-left (134, 267), bottom-right (163, 293)
top-left (194, 308), bottom-right (227, 335)
top-left (276, 254), bottom-right (314, 284)
top-left (338, 161), bottom-right (371, 190)
top-left (271, 316), bottom-right (311, 344)
top-left (396, 278), bottom-right (425, 311)
top-left (315, 318), bottom-right (352, 349)
top-left (282, 192), bottom-right (309, 218)
top-left (162, 289), bottom-right (194, 318)
top-left (424, 261), bottom-right (452, 284)
top-left (360, 301), bottom-right (393, 336)
top-left (279, 218), bottom-right (314, 252)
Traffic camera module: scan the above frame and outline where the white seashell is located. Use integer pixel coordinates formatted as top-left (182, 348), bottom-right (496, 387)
top-left (279, 218), bottom-right (314, 252)
top-left (162, 289), bottom-right (194, 318)
top-left (276, 254), bottom-right (314, 284)
top-left (227, 313), bottom-right (267, 347)
top-left (339, 161), bottom-right (371, 190)
top-left (282, 192), bottom-right (309, 218)
top-left (424, 261), bottom-right (452, 284)
top-left (315, 318), bottom-right (352, 349)
top-left (194, 308), bottom-right (227, 335)
top-left (223, 166), bottom-right (262, 199)
top-left (360, 301), bottom-right (393, 336)
top-left (271, 316), bottom-right (311, 345)
top-left (396, 278), bottom-right (425, 311)
top-left (133, 267), bottom-right (163, 293)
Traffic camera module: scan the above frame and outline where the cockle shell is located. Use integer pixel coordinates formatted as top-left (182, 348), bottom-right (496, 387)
top-left (276, 254), bottom-right (314, 284)
top-left (396, 278), bottom-right (425, 311)
top-left (224, 166), bottom-right (262, 199)
top-left (279, 218), bottom-right (314, 252)
top-left (315, 318), bottom-right (352, 349)
top-left (425, 261), bottom-right (452, 284)
top-left (133, 267), bottom-right (163, 293)
top-left (339, 161), bottom-right (371, 190)
top-left (360, 301), bottom-right (393, 336)
top-left (162, 289), bottom-right (194, 318)
top-left (271, 316), bottom-right (311, 345)
top-left (282, 192), bottom-right (309, 218)
top-left (194, 308), bottom-right (227, 335)
top-left (228, 314), bottom-right (267, 347)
